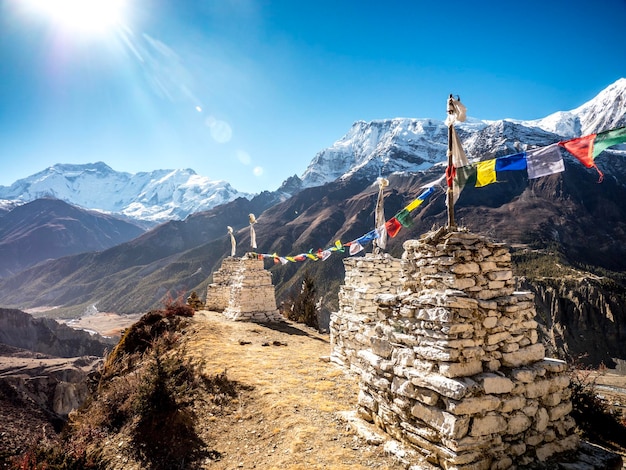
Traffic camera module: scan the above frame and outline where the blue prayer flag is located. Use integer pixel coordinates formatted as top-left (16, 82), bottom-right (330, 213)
top-left (495, 152), bottom-right (527, 172)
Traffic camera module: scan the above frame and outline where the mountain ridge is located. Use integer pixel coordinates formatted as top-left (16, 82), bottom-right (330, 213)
top-left (1, 79), bottom-right (624, 226)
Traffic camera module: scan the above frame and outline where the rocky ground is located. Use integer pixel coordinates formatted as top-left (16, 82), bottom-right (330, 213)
top-left (182, 310), bottom-right (406, 469)
top-left (2, 310), bottom-right (626, 469)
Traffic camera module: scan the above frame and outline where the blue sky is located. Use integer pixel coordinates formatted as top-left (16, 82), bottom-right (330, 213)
top-left (0, 0), bottom-right (624, 194)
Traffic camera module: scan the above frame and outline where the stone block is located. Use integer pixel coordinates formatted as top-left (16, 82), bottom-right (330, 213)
top-left (500, 395), bottom-right (526, 413)
top-left (548, 401), bottom-right (573, 421)
top-left (486, 331), bottom-right (511, 345)
top-left (501, 343), bottom-right (545, 367)
top-left (439, 360), bottom-right (483, 378)
top-left (482, 316), bottom-right (498, 329)
top-left (506, 412), bottom-right (532, 435)
top-left (537, 358), bottom-right (567, 373)
top-left (510, 368), bottom-right (537, 383)
top-left (476, 373), bottom-right (514, 394)
top-left (408, 370), bottom-right (469, 400)
top-left (534, 407), bottom-right (549, 432)
top-left (445, 395), bottom-right (501, 416)
top-left (370, 337), bottom-right (393, 359)
top-left (358, 389), bottom-right (378, 413)
top-left (470, 413), bottom-right (507, 437)
top-left (410, 402), bottom-right (470, 439)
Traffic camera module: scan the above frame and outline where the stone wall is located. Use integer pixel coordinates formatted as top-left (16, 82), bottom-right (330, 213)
top-left (329, 253), bottom-right (402, 372)
top-left (341, 228), bottom-right (579, 469)
top-left (206, 256), bottom-right (283, 323)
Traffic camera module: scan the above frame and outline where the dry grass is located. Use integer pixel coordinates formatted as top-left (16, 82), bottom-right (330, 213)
top-left (183, 310), bottom-right (402, 470)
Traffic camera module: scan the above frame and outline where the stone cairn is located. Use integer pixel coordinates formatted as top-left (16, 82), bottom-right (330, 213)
top-left (330, 253), bottom-right (402, 372)
top-left (332, 228), bottom-right (579, 469)
top-left (205, 255), bottom-right (283, 322)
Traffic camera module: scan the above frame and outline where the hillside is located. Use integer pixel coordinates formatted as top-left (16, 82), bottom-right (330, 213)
top-left (7, 310), bottom-right (624, 470)
top-left (0, 198), bottom-right (145, 277)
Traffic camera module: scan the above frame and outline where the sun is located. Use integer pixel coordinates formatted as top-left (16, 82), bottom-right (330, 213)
top-left (24, 0), bottom-right (128, 36)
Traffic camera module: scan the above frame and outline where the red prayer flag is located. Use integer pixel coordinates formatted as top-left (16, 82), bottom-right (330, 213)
top-left (385, 217), bottom-right (402, 238)
top-left (559, 134), bottom-right (604, 182)
top-left (559, 134), bottom-right (596, 167)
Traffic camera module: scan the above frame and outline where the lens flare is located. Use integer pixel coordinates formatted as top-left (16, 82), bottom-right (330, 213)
top-left (25, 0), bottom-right (127, 36)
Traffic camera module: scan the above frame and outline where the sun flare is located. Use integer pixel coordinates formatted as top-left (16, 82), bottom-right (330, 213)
top-left (25, 0), bottom-right (127, 36)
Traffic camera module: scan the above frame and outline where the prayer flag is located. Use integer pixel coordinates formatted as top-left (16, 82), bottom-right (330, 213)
top-left (395, 209), bottom-right (413, 228)
top-left (329, 240), bottom-right (344, 252)
top-left (451, 126), bottom-right (469, 168)
top-left (526, 144), bottom-right (565, 179)
top-left (446, 97), bottom-right (467, 125)
top-left (476, 159), bottom-right (497, 187)
top-left (375, 225), bottom-right (387, 249)
top-left (405, 198), bottom-right (423, 212)
top-left (450, 164), bottom-right (476, 206)
top-left (349, 242), bottom-right (364, 255)
top-left (318, 249), bottom-right (332, 261)
top-left (593, 126), bottom-right (626, 158)
top-left (559, 134), bottom-right (596, 168)
top-left (385, 217), bottom-right (402, 237)
top-left (356, 229), bottom-right (379, 245)
top-left (227, 226), bottom-right (236, 257)
top-left (495, 152), bottom-right (527, 172)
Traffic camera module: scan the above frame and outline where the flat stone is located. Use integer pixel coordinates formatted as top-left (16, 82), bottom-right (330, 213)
top-left (476, 373), bottom-right (514, 394)
top-left (410, 402), bottom-right (470, 439)
top-left (407, 370), bottom-right (469, 400)
top-left (470, 414), bottom-right (507, 437)
top-left (501, 343), bottom-right (545, 367)
top-left (439, 360), bottom-right (483, 378)
top-left (445, 395), bottom-right (501, 416)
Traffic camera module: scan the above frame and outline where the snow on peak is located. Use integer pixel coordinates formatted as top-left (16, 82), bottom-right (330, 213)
top-left (0, 163), bottom-right (250, 223)
top-left (299, 79), bottom-right (625, 188)
top-left (300, 117), bottom-right (486, 188)
top-left (518, 78), bottom-right (626, 137)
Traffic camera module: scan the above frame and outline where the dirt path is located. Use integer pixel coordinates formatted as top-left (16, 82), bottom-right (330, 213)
top-left (184, 310), bottom-right (404, 470)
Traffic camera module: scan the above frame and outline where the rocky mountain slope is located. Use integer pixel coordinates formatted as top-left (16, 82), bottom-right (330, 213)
top-left (0, 198), bottom-right (145, 278)
top-left (0, 162), bottom-right (251, 224)
top-left (0, 308), bottom-right (112, 465)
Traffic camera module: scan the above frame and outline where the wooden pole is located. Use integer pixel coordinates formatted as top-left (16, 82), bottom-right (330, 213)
top-left (446, 94), bottom-right (456, 229)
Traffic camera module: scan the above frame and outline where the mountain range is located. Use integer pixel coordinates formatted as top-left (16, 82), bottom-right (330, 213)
top-left (0, 78), bottom-right (625, 364)
top-left (0, 162), bottom-right (251, 224)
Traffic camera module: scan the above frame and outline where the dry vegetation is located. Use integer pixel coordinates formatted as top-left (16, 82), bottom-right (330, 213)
top-left (7, 309), bottom-right (403, 469)
top-left (6, 307), bottom-right (626, 469)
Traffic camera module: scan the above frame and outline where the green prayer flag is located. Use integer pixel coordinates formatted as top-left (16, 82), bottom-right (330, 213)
top-left (593, 126), bottom-right (626, 158)
top-left (395, 208), bottom-right (413, 228)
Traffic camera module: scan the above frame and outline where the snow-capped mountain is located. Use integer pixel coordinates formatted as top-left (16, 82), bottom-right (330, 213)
top-left (0, 162), bottom-right (251, 223)
top-left (299, 78), bottom-right (626, 188)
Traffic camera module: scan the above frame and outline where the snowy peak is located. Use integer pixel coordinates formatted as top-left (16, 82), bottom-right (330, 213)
top-left (572, 78), bottom-right (626, 135)
top-left (300, 78), bottom-right (625, 187)
top-left (521, 78), bottom-right (626, 137)
top-left (300, 117), bottom-right (478, 188)
top-left (0, 163), bottom-right (251, 223)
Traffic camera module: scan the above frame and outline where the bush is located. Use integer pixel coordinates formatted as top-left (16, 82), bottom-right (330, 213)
top-left (282, 272), bottom-right (319, 330)
top-left (569, 366), bottom-right (626, 451)
top-left (129, 346), bottom-right (206, 469)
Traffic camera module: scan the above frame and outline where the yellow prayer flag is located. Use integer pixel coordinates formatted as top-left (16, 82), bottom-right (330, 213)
top-left (475, 159), bottom-right (497, 188)
top-left (405, 198), bottom-right (424, 212)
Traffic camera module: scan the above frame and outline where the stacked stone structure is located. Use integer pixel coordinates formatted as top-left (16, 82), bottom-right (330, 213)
top-left (336, 228), bottom-right (579, 469)
top-left (330, 253), bottom-right (402, 371)
top-left (205, 256), bottom-right (283, 322)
